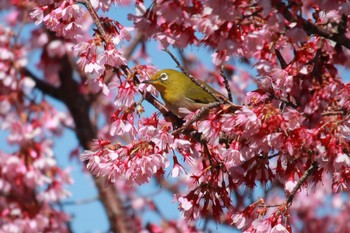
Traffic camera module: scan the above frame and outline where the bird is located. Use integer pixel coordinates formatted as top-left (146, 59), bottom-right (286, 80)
top-left (143, 69), bottom-right (225, 117)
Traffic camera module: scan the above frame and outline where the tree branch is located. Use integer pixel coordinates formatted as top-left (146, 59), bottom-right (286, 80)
top-left (23, 68), bottom-right (60, 99)
top-left (286, 161), bottom-right (319, 206)
top-left (171, 102), bottom-right (221, 135)
top-left (220, 65), bottom-right (233, 102)
top-left (275, 49), bottom-right (288, 69)
top-left (274, 0), bottom-right (350, 49)
top-left (27, 27), bottom-right (134, 233)
top-left (76, 0), bottom-right (108, 40)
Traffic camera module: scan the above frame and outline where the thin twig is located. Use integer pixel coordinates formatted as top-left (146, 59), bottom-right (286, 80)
top-left (275, 49), bottom-right (288, 69)
top-left (176, 48), bottom-right (190, 71)
top-left (62, 197), bottom-right (99, 205)
top-left (321, 110), bottom-right (345, 116)
top-left (220, 65), bottom-right (233, 102)
top-left (286, 161), bottom-right (318, 206)
top-left (76, 0), bottom-right (108, 40)
top-left (267, 152), bottom-right (280, 160)
top-left (171, 102), bottom-right (221, 135)
top-left (262, 161), bottom-right (319, 209)
top-left (273, 0), bottom-right (350, 49)
top-left (265, 204), bottom-right (283, 208)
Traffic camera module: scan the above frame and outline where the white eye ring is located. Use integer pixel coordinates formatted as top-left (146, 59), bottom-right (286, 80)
top-left (159, 73), bottom-right (168, 81)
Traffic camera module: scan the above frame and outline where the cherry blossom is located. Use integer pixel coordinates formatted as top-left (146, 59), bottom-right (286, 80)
top-left (2, 0), bottom-right (350, 232)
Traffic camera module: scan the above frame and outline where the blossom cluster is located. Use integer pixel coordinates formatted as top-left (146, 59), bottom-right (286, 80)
top-left (81, 0), bottom-right (350, 231)
top-left (0, 23), bottom-right (73, 232)
top-left (2, 0), bottom-right (350, 232)
top-left (129, 0), bottom-right (350, 67)
top-left (82, 52), bottom-right (350, 231)
top-left (30, 0), bottom-right (132, 95)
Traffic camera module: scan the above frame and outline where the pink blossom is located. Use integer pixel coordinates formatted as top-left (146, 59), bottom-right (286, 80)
top-left (269, 67), bottom-right (293, 93)
top-left (98, 46), bottom-right (127, 68)
top-left (151, 129), bottom-right (173, 151)
top-left (63, 21), bottom-right (84, 39)
top-left (267, 132), bottom-right (284, 150)
top-left (196, 11), bottom-right (219, 35)
top-left (7, 0), bottom-right (350, 231)
top-left (220, 145), bottom-right (245, 168)
top-left (286, 27), bottom-right (308, 43)
top-left (282, 108), bottom-right (304, 130)
top-left (251, 219), bottom-right (271, 233)
top-left (125, 148), bottom-right (169, 185)
top-left (30, 7), bottom-right (44, 25)
top-left (178, 196), bottom-right (193, 211)
top-left (110, 118), bottom-right (136, 139)
top-left (109, 80), bottom-right (136, 109)
top-left (93, 0), bottom-right (133, 12)
top-left (0, 47), bottom-right (14, 60)
top-left (114, 26), bottom-right (133, 44)
top-left (334, 153), bottom-right (350, 169)
top-left (244, 30), bottom-right (265, 56)
top-left (197, 116), bottom-right (221, 146)
top-left (232, 213), bottom-right (247, 229)
top-left (84, 56), bottom-right (104, 76)
top-left (222, 106), bottom-right (261, 138)
top-left (285, 176), bottom-right (297, 194)
top-left (270, 224), bottom-right (289, 233)
top-left (86, 76), bottom-right (110, 95)
top-left (211, 50), bottom-right (230, 66)
top-left (61, 3), bottom-right (84, 21)
top-left (171, 156), bottom-right (186, 178)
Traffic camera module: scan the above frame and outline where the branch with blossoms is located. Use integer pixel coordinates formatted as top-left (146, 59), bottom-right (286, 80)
top-left (273, 0), bottom-right (350, 49)
top-left (76, 1), bottom-right (350, 232)
top-left (76, 0), bottom-right (182, 124)
top-left (286, 161), bottom-right (319, 206)
top-left (23, 0), bottom-right (350, 232)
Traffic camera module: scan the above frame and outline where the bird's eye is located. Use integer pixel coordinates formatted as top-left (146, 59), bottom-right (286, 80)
top-left (159, 73), bottom-right (168, 81)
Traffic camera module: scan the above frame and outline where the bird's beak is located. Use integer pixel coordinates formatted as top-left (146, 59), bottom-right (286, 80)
top-left (142, 79), bottom-right (154, 84)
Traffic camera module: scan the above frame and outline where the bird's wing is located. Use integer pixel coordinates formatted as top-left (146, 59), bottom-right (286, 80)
top-left (185, 80), bottom-right (220, 104)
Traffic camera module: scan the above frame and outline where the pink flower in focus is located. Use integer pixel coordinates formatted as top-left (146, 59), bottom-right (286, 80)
top-left (110, 117), bottom-right (136, 140)
top-left (84, 55), bottom-right (104, 76)
top-left (109, 80), bottom-right (137, 109)
top-left (151, 128), bottom-right (173, 151)
top-left (222, 106), bottom-right (261, 139)
top-left (197, 114), bottom-right (222, 146)
top-left (282, 107), bottom-right (304, 130)
top-left (220, 143), bottom-right (245, 168)
top-left (99, 46), bottom-right (127, 68)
